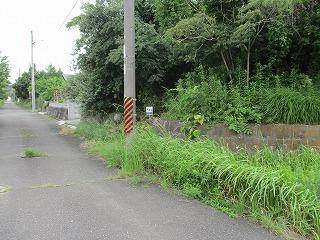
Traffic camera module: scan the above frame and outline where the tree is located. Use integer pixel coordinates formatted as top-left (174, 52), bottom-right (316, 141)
top-left (36, 76), bottom-right (65, 101)
top-left (154, 0), bottom-right (196, 30)
top-left (13, 65), bottom-right (63, 101)
top-left (13, 71), bottom-right (31, 100)
top-left (0, 53), bottom-right (10, 100)
top-left (67, 0), bottom-right (186, 117)
top-left (231, 0), bottom-right (299, 85)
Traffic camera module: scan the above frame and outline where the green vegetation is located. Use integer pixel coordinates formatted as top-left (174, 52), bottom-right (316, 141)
top-left (76, 121), bottom-right (320, 239)
top-left (58, 0), bottom-right (320, 134)
top-left (12, 1), bottom-right (320, 131)
top-left (36, 75), bottom-right (65, 102)
top-left (259, 88), bottom-right (320, 124)
top-left (164, 68), bottom-right (263, 134)
top-left (0, 100), bottom-right (4, 108)
top-left (164, 68), bottom-right (320, 133)
top-left (13, 65), bottom-right (65, 105)
top-left (67, 2), bottom-right (320, 237)
top-left (0, 52), bottom-right (10, 102)
top-left (22, 148), bottom-right (47, 158)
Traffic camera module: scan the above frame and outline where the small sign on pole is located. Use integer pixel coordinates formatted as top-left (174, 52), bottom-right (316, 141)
top-left (146, 106), bottom-right (153, 116)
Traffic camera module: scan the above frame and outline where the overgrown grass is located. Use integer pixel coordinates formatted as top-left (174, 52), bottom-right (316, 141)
top-left (23, 148), bottom-right (47, 158)
top-left (260, 88), bottom-right (320, 124)
top-left (0, 99), bottom-right (4, 107)
top-left (76, 121), bottom-right (320, 239)
top-left (76, 120), bottom-right (122, 142)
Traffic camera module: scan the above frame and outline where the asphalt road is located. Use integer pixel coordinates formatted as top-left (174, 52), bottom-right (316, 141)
top-left (0, 102), bottom-right (282, 240)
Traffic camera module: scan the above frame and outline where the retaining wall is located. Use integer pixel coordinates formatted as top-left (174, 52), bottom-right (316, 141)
top-left (47, 102), bottom-right (81, 120)
top-left (149, 118), bottom-right (320, 151)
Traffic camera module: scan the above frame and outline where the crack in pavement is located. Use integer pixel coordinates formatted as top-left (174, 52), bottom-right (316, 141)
top-left (0, 175), bottom-right (126, 194)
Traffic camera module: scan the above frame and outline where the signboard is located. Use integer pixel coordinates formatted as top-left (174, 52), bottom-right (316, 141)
top-left (146, 106), bottom-right (153, 116)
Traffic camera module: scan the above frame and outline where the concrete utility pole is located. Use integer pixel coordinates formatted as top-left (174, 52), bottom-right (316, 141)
top-left (31, 31), bottom-right (36, 112)
top-left (123, 0), bottom-right (136, 137)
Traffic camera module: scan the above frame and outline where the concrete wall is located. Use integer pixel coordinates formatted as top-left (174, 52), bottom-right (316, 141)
top-left (47, 102), bottom-right (81, 120)
top-left (149, 118), bottom-right (320, 151)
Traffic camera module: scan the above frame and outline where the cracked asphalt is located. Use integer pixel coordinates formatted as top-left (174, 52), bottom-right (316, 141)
top-left (0, 102), bottom-right (283, 240)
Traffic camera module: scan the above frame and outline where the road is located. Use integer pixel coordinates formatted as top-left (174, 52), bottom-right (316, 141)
top-left (0, 102), bottom-right (282, 240)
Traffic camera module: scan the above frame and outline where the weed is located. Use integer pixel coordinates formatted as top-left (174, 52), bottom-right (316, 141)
top-left (129, 176), bottom-right (143, 186)
top-left (60, 127), bottom-right (76, 135)
top-left (22, 148), bottom-right (47, 158)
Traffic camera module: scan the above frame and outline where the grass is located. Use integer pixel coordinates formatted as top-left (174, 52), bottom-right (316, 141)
top-left (75, 121), bottom-right (320, 239)
top-left (260, 88), bottom-right (320, 124)
top-left (0, 99), bottom-right (4, 108)
top-left (22, 148), bottom-right (47, 158)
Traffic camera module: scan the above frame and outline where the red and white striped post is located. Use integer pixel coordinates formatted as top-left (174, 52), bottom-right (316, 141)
top-left (123, 0), bottom-right (136, 139)
top-left (124, 97), bottom-right (134, 135)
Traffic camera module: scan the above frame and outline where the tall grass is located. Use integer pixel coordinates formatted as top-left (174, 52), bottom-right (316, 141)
top-left (260, 88), bottom-right (320, 124)
top-left (76, 120), bottom-right (123, 142)
top-left (76, 122), bottom-right (320, 239)
top-left (0, 99), bottom-right (4, 107)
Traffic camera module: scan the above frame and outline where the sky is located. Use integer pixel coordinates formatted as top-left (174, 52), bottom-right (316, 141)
top-left (0, 0), bottom-right (92, 83)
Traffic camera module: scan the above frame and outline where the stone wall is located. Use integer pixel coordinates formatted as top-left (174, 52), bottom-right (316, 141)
top-left (47, 106), bottom-right (68, 120)
top-left (47, 102), bottom-right (81, 120)
top-left (149, 118), bottom-right (320, 151)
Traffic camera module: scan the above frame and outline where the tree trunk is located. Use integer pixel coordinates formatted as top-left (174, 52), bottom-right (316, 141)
top-left (246, 45), bottom-right (251, 86)
top-left (228, 49), bottom-right (234, 71)
top-left (220, 51), bottom-right (233, 85)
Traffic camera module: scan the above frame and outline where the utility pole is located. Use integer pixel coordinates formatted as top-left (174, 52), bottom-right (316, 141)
top-left (31, 31), bottom-right (36, 112)
top-left (123, 0), bottom-right (136, 137)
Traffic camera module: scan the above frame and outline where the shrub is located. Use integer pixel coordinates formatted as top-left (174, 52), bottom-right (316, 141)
top-left (165, 68), bottom-right (227, 122)
top-left (164, 69), bottom-right (262, 133)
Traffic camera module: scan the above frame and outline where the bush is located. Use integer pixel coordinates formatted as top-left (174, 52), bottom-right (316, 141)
top-left (165, 68), bottom-right (227, 122)
top-left (259, 88), bottom-right (320, 124)
top-left (164, 69), bottom-right (262, 133)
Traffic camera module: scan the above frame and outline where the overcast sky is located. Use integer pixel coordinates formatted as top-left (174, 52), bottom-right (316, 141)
top-left (0, 0), bottom-right (92, 83)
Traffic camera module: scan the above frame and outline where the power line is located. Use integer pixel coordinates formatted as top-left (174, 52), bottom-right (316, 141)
top-left (58, 0), bottom-right (79, 30)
